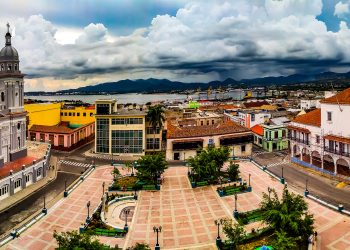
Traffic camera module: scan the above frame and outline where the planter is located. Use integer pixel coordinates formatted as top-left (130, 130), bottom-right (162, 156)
top-left (191, 182), bottom-right (196, 188)
top-left (219, 190), bottom-right (224, 197)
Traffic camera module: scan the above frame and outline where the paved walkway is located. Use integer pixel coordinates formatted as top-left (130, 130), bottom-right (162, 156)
top-left (4, 162), bottom-right (350, 250)
top-left (4, 166), bottom-right (124, 250)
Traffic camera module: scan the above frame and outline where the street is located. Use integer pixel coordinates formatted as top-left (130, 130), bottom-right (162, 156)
top-left (252, 147), bottom-right (350, 210)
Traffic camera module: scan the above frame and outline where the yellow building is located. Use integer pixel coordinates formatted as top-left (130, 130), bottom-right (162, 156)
top-left (60, 106), bottom-right (95, 126)
top-left (24, 103), bottom-right (61, 128)
top-left (95, 99), bottom-right (162, 156)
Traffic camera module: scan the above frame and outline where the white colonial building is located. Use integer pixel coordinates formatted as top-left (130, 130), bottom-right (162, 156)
top-left (0, 23), bottom-right (27, 167)
top-left (288, 88), bottom-right (350, 177)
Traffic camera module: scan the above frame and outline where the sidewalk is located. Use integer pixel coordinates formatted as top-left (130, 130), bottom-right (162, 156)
top-left (0, 156), bottom-right (58, 213)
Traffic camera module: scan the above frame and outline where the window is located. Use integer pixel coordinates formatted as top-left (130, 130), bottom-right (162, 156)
top-left (207, 120), bottom-right (209, 125)
top-left (17, 122), bottom-right (21, 130)
top-left (83, 112), bottom-right (86, 117)
top-left (147, 138), bottom-right (160, 150)
top-left (316, 135), bottom-right (320, 144)
top-left (58, 135), bottom-right (64, 146)
top-left (64, 112), bottom-right (67, 116)
top-left (146, 127), bottom-right (160, 134)
top-left (327, 111), bottom-right (332, 121)
top-left (0, 185), bottom-right (9, 196)
top-left (14, 64), bottom-right (18, 71)
top-left (25, 174), bottom-right (32, 183)
top-left (90, 112), bottom-right (93, 116)
top-left (73, 112), bottom-right (75, 116)
top-left (251, 114), bottom-right (255, 122)
top-left (212, 120), bottom-right (214, 125)
top-left (1, 92), bottom-right (4, 102)
top-left (61, 112), bottom-right (63, 116)
top-left (96, 118), bottom-right (110, 153)
top-left (282, 130), bottom-right (286, 138)
top-left (241, 145), bottom-right (246, 152)
top-left (0, 64), bottom-right (4, 71)
top-left (112, 118), bottom-right (143, 125)
top-left (77, 112), bottom-right (80, 116)
top-left (7, 64), bottom-right (12, 71)
top-left (201, 121), bottom-right (203, 126)
top-left (111, 130), bottom-right (143, 154)
top-left (96, 104), bottom-right (109, 115)
top-left (69, 112), bottom-right (72, 116)
top-left (14, 179), bottom-right (22, 189)
top-left (37, 168), bottom-right (42, 177)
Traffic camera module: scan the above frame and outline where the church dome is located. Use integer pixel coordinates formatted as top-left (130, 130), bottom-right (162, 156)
top-left (0, 23), bottom-right (19, 62)
top-left (0, 45), bottom-right (19, 61)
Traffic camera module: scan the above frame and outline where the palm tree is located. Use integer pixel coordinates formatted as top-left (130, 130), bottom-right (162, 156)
top-left (146, 105), bottom-right (165, 152)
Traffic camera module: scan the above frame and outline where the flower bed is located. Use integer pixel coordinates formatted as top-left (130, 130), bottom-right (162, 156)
top-left (217, 182), bottom-right (248, 196)
top-left (236, 209), bottom-right (265, 225)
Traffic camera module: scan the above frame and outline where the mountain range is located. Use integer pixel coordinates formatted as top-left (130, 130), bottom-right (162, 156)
top-left (26, 71), bottom-right (350, 95)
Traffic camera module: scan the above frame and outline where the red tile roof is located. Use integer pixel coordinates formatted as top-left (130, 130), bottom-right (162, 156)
top-left (167, 120), bottom-right (251, 139)
top-left (30, 122), bottom-right (94, 134)
top-left (0, 156), bottom-right (37, 179)
top-left (243, 100), bottom-right (269, 109)
top-left (251, 124), bottom-right (263, 136)
top-left (293, 109), bottom-right (321, 127)
top-left (287, 125), bottom-right (310, 134)
top-left (320, 87), bottom-right (350, 104)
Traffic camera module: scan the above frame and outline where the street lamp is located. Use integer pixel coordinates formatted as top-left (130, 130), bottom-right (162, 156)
top-left (134, 189), bottom-right (138, 200)
top-left (64, 179), bottom-right (68, 197)
top-left (42, 195), bottom-right (47, 214)
top-left (305, 178), bottom-right (309, 196)
top-left (86, 201), bottom-right (91, 223)
top-left (247, 173), bottom-right (252, 192)
top-left (132, 161), bottom-right (136, 176)
top-left (153, 226), bottom-right (162, 250)
top-left (280, 166), bottom-right (285, 184)
top-left (102, 181), bottom-right (105, 198)
top-left (124, 208), bottom-right (130, 232)
top-left (214, 219), bottom-right (224, 247)
top-left (233, 192), bottom-right (238, 218)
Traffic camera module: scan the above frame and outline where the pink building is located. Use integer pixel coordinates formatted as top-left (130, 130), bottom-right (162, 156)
top-left (29, 122), bottom-right (95, 151)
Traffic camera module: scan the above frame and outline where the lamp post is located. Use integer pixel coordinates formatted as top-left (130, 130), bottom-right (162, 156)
top-left (42, 195), bottom-right (47, 214)
top-left (268, 187), bottom-right (272, 201)
top-left (134, 189), bottom-right (138, 200)
top-left (153, 226), bottom-right (162, 250)
top-left (214, 219), bottom-right (223, 247)
top-left (247, 173), bottom-right (252, 192)
top-left (280, 166), bottom-right (285, 184)
top-left (132, 161), bottom-right (136, 176)
top-left (124, 208), bottom-right (130, 232)
top-left (304, 178), bottom-right (309, 196)
top-left (86, 201), bottom-right (91, 223)
top-left (102, 181), bottom-right (105, 198)
top-left (233, 192), bottom-right (238, 218)
top-left (64, 179), bottom-right (68, 197)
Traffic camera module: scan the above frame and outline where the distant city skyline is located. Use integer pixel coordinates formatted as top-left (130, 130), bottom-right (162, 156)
top-left (1, 0), bottom-right (350, 92)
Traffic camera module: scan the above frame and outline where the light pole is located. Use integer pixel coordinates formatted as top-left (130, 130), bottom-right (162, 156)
top-left (124, 208), bottom-right (130, 232)
top-left (214, 219), bottom-right (223, 247)
top-left (280, 166), bottom-right (285, 184)
top-left (153, 226), bottom-right (162, 250)
top-left (102, 181), bottom-right (105, 198)
top-left (42, 195), bottom-right (47, 214)
top-left (132, 161), bottom-right (136, 176)
top-left (247, 173), bottom-right (252, 192)
top-left (134, 188), bottom-right (138, 200)
top-left (233, 192), bottom-right (238, 218)
top-left (305, 178), bottom-right (309, 196)
top-left (64, 179), bottom-right (68, 197)
top-left (86, 201), bottom-right (91, 223)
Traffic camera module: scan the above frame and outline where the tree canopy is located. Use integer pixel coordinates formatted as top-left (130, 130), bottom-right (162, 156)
top-left (136, 154), bottom-right (167, 184)
top-left (187, 146), bottom-right (230, 181)
top-left (260, 186), bottom-right (314, 241)
top-left (53, 230), bottom-right (117, 250)
top-left (222, 219), bottom-right (245, 249)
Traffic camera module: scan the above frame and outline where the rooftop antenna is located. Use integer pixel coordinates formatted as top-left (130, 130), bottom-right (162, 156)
top-left (330, 81), bottom-right (343, 112)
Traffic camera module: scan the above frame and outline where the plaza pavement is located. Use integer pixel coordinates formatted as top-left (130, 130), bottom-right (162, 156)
top-left (3, 162), bottom-right (350, 250)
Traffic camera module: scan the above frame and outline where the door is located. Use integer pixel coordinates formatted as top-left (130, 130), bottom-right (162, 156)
top-left (2, 146), bottom-right (8, 163)
top-left (174, 152), bottom-right (180, 160)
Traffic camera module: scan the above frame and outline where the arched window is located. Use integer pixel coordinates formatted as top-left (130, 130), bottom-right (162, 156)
top-left (37, 167), bottom-right (42, 177)
top-left (0, 184), bottom-right (9, 196)
top-left (0, 64), bottom-right (3, 71)
top-left (7, 64), bottom-right (12, 71)
top-left (1, 92), bottom-right (4, 102)
top-left (14, 64), bottom-right (18, 71)
top-left (14, 179), bottom-right (22, 189)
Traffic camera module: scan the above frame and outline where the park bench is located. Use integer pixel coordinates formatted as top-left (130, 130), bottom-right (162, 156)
top-left (142, 185), bottom-right (156, 190)
top-left (196, 181), bottom-right (208, 187)
top-left (94, 228), bottom-right (126, 237)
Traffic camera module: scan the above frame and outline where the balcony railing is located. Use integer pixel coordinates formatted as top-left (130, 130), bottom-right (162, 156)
top-left (324, 147), bottom-right (350, 157)
top-left (288, 137), bottom-right (310, 145)
top-left (265, 137), bottom-right (287, 141)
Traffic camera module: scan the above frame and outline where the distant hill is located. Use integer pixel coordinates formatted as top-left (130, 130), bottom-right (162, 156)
top-left (25, 71), bottom-right (350, 95)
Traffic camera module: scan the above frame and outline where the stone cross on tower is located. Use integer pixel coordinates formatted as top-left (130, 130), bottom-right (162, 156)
top-left (7, 23), bottom-right (10, 33)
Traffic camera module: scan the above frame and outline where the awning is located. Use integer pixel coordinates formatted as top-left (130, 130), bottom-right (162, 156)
top-left (324, 134), bottom-right (350, 144)
top-left (288, 125), bottom-right (310, 134)
top-left (172, 138), bottom-right (204, 143)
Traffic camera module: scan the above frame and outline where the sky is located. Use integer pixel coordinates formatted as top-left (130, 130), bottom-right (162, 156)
top-left (1, 0), bottom-right (350, 92)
